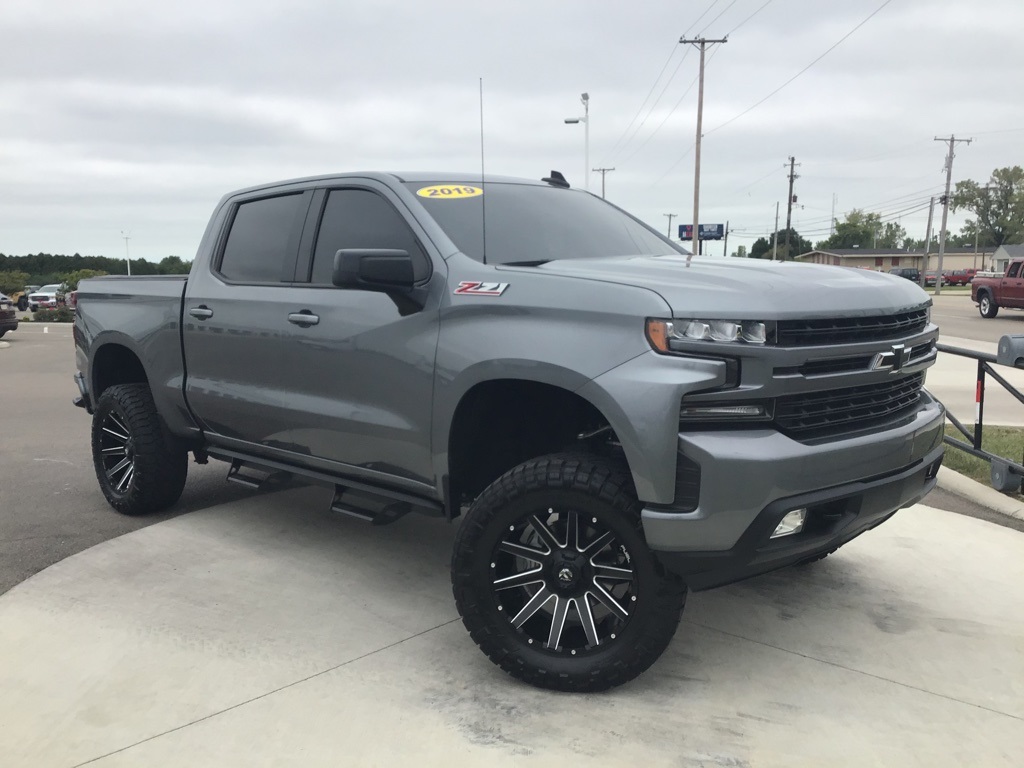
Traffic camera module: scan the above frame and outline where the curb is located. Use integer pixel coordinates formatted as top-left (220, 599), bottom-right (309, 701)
top-left (936, 466), bottom-right (1024, 521)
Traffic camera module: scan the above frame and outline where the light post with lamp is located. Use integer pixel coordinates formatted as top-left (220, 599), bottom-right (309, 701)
top-left (564, 92), bottom-right (590, 192)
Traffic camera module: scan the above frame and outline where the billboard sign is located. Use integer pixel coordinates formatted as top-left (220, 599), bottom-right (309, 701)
top-left (679, 224), bottom-right (725, 241)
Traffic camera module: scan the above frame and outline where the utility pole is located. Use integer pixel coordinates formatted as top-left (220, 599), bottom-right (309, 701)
top-left (592, 167), bottom-right (615, 199)
top-left (663, 213), bottom-right (677, 239)
top-left (723, 220), bottom-right (729, 257)
top-left (679, 35), bottom-right (728, 264)
top-left (783, 156), bottom-right (799, 259)
top-left (831, 193), bottom-right (837, 236)
top-left (772, 202), bottom-right (780, 260)
top-left (919, 196), bottom-right (935, 289)
top-left (121, 230), bottom-right (132, 276)
top-left (934, 135), bottom-right (972, 295)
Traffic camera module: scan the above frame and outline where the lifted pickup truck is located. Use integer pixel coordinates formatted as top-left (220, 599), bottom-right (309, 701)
top-left (972, 259), bottom-right (1024, 317)
top-left (73, 172), bottom-right (944, 691)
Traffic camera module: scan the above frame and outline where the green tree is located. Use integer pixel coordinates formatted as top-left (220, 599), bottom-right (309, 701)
top-left (157, 255), bottom-right (191, 274)
top-left (750, 236), bottom-right (771, 259)
top-left (816, 209), bottom-right (883, 249)
top-left (952, 166), bottom-right (1024, 247)
top-left (0, 270), bottom-right (31, 295)
top-left (749, 228), bottom-right (811, 260)
top-left (877, 222), bottom-right (908, 249)
top-left (730, 245), bottom-right (748, 258)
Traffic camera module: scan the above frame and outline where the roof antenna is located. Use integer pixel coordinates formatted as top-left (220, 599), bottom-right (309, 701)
top-left (542, 170), bottom-right (570, 188)
top-left (479, 77), bottom-right (487, 265)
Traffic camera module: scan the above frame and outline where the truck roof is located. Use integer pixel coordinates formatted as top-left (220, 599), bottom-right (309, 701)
top-left (225, 171), bottom-right (561, 198)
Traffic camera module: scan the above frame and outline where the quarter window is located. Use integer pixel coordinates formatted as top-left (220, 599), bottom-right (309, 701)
top-left (310, 189), bottom-right (429, 285)
top-left (219, 193), bottom-right (306, 283)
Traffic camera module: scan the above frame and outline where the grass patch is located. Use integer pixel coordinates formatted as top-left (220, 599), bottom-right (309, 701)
top-left (943, 423), bottom-right (1024, 494)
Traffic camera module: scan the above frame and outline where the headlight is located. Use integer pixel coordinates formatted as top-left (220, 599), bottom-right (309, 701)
top-left (646, 318), bottom-right (769, 352)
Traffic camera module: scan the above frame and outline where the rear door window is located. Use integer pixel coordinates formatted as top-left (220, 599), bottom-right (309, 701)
top-left (1008, 263), bottom-right (1021, 278)
top-left (218, 193), bottom-right (308, 283)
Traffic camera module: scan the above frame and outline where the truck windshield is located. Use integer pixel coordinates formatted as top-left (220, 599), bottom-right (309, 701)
top-left (405, 181), bottom-right (683, 264)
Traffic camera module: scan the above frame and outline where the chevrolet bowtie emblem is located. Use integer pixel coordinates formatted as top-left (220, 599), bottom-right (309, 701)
top-left (872, 344), bottom-right (912, 373)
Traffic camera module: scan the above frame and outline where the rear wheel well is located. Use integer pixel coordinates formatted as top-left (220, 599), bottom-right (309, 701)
top-left (447, 380), bottom-right (619, 516)
top-left (92, 344), bottom-right (149, 399)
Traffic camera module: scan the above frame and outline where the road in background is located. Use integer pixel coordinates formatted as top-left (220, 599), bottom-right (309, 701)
top-left (930, 291), bottom-right (1024, 343)
top-left (0, 325), bottom-right (253, 594)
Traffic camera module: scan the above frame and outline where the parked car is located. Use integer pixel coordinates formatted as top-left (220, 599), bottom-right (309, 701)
top-left (923, 271), bottom-right (947, 287)
top-left (943, 269), bottom-right (977, 286)
top-left (0, 293), bottom-right (18, 338)
top-left (27, 284), bottom-right (65, 311)
top-left (888, 267), bottom-right (920, 282)
top-left (11, 285), bottom-right (40, 311)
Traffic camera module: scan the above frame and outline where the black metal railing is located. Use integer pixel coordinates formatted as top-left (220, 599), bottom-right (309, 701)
top-left (936, 340), bottom-right (1024, 490)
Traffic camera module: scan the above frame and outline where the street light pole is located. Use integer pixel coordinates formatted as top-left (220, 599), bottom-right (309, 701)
top-left (564, 92), bottom-right (590, 192)
top-left (121, 230), bottom-right (132, 276)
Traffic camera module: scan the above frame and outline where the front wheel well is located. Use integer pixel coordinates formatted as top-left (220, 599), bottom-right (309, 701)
top-left (447, 379), bottom-right (622, 516)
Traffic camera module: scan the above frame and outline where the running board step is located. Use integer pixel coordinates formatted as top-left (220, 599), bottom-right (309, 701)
top-left (226, 460), bottom-right (289, 490)
top-left (330, 486), bottom-right (414, 526)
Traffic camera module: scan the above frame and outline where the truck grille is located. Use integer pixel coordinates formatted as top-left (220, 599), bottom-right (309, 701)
top-left (776, 308), bottom-right (928, 347)
top-left (775, 373), bottom-right (924, 438)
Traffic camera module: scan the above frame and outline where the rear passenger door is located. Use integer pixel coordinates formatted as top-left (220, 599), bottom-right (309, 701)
top-left (182, 188), bottom-right (314, 447)
top-left (278, 182), bottom-right (443, 488)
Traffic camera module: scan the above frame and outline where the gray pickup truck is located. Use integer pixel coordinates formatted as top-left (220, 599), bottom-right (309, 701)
top-left (73, 172), bottom-right (944, 691)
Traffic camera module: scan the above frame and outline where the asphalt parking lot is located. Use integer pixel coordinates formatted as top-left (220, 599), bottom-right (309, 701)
top-left (1, 301), bottom-right (1023, 766)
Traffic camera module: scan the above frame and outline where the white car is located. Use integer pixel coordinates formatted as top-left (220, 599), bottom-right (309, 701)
top-left (28, 284), bottom-right (64, 311)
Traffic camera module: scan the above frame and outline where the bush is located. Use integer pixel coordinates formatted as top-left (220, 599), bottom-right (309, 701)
top-left (33, 306), bottom-right (75, 323)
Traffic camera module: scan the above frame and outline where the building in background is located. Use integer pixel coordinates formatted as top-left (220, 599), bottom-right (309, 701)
top-left (795, 246), bottom-right (994, 272)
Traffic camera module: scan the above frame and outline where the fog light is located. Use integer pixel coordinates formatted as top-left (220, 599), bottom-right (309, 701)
top-left (770, 508), bottom-right (806, 539)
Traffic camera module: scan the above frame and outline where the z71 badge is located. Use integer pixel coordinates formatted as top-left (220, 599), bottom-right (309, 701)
top-left (454, 281), bottom-right (509, 296)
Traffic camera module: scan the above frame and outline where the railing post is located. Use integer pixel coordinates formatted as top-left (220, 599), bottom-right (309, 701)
top-left (975, 359), bottom-right (986, 450)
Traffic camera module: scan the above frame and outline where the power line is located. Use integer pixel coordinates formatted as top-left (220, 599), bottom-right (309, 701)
top-left (725, 0), bottom-right (775, 35)
top-left (704, 0), bottom-right (896, 137)
top-left (601, 0), bottom-right (723, 165)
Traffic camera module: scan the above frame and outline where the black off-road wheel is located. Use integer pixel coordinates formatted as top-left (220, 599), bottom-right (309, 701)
top-left (978, 293), bottom-right (999, 318)
top-left (91, 383), bottom-right (188, 515)
top-left (451, 454), bottom-right (686, 692)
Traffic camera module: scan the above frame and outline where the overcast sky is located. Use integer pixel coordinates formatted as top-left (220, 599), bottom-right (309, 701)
top-left (2, 0), bottom-right (1022, 262)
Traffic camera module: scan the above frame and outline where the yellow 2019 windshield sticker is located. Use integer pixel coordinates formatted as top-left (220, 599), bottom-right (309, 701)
top-left (416, 184), bottom-right (483, 199)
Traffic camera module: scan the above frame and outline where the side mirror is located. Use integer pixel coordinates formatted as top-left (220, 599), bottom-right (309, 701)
top-left (332, 249), bottom-right (415, 291)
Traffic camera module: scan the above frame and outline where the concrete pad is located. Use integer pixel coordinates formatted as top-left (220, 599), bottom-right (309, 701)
top-left (1, 489), bottom-right (1022, 767)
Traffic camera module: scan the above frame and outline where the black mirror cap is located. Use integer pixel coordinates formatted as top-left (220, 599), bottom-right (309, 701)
top-left (332, 249), bottom-right (415, 290)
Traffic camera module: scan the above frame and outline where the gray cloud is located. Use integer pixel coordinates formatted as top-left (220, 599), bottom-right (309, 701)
top-left (2, 0), bottom-right (1022, 260)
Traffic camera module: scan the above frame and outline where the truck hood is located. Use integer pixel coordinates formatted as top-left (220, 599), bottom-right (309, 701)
top-left (501, 255), bottom-right (929, 318)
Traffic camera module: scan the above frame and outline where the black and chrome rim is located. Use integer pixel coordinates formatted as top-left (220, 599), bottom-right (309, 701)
top-left (491, 508), bottom-right (637, 654)
top-left (98, 409), bottom-right (135, 494)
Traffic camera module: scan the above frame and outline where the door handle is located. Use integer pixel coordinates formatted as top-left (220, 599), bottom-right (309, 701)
top-left (288, 311), bottom-right (320, 327)
top-left (188, 306), bottom-right (214, 320)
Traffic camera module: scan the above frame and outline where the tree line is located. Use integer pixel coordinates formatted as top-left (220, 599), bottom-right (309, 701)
top-left (736, 165), bottom-right (1024, 259)
top-left (0, 253), bottom-right (191, 295)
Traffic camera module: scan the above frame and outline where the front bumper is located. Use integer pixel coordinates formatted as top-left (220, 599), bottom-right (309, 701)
top-left (642, 393), bottom-right (945, 590)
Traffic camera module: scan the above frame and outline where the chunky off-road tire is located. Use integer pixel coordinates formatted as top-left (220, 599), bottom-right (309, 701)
top-left (451, 453), bottom-right (686, 692)
top-left (978, 292), bottom-right (998, 318)
top-left (91, 383), bottom-right (187, 515)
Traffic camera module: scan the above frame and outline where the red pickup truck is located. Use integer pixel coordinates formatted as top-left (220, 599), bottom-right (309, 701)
top-left (972, 260), bottom-right (1024, 318)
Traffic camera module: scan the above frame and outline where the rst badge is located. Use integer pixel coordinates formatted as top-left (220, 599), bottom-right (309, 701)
top-left (454, 281), bottom-right (509, 296)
